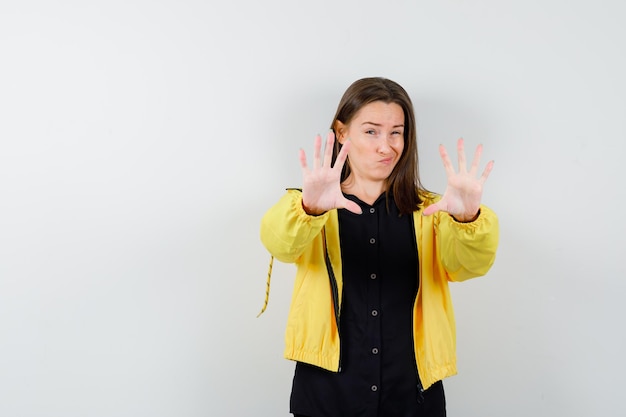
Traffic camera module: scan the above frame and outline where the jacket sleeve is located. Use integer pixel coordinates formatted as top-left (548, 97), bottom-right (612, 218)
top-left (436, 204), bottom-right (499, 282)
top-left (260, 189), bottom-right (330, 263)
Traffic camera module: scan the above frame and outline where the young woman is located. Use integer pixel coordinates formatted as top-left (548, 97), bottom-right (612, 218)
top-left (260, 77), bottom-right (499, 417)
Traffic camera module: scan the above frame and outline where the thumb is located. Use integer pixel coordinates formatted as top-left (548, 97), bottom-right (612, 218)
top-left (422, 201), bottom-right (442, 216)
top-left (341, 199), bottom-right (363, 215)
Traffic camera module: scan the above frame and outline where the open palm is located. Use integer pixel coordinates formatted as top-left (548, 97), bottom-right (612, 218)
top-left (422, 138), bottom-right (494, 222)
top-left (300, 132), bottom-right (362, 215)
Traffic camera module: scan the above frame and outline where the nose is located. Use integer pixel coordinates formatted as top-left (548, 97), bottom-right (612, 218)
top-left (377, 135), bottom-right (393, 154)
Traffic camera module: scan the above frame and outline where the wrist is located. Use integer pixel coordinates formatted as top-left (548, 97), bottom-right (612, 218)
top-left (452, 210), bottom-right (480, 223)
top-left (302, 201), bottom-right (326, 216)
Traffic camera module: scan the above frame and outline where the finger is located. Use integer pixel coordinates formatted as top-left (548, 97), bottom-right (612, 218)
top-left (313, 134), bottom-right (322, 169)
top-left (468, 143), bottom-right (483, 177)
top-left (333, 138), bottom-right (351, 170)
top-left (479, 160), bottom-right (495, 184)
top-left (438, 144), bottom-right (455, 177)
top-left (457, 138), bottom-right (467, 173)
top-left (322, 131), bottom-right (335, 168)
top-left (299, 148), bottom-right (309, 172)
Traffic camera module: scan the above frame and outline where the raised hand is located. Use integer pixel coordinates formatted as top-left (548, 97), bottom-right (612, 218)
top-left (300, 131), bottom-right (362, 215)
top-left (422, 138), bottom-right (494, 222)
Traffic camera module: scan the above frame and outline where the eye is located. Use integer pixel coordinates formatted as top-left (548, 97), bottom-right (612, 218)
top-left (365, 129), bottom-right (376, 135)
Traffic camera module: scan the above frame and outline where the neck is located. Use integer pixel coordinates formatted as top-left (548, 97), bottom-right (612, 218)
top-left (341, 176), bottom-right (387, 205)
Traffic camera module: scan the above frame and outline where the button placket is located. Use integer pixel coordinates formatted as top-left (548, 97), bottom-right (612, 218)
top-left (365, 201), bottom-right (382, 400)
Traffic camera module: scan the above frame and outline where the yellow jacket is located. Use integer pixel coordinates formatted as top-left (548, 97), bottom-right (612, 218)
top-left (260, 189), bottom-right (499, 389)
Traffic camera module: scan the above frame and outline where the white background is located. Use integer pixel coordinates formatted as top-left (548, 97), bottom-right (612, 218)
top-left (1, 0), bottom-right (625, 416)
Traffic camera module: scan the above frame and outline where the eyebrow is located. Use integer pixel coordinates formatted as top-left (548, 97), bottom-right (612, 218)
top-left (361, 122), bottom-right (405, 128)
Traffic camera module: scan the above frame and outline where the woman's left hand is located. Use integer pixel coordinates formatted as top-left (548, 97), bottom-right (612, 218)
top-left (422, 138), bottom-right (494, 222)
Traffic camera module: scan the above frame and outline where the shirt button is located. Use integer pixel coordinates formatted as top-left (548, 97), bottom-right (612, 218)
top-left (371, 385), bottom-right (378, 392)
top-left (371, 309), bottom-right (378, 317)
top-left (372, 347), bottom-right (379, 354)
top-left (369, 238), bottom-right (376, 244)
top-left (370, 273), bottom-right (377, 280)
top-left (369, 208), bottom-right (375, 214)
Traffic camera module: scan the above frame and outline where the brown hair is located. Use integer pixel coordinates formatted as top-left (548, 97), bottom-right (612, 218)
top-left (331, 77), bottom-right (427, 214)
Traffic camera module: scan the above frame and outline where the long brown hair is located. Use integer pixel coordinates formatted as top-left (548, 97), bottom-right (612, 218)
top-left (331, 77), bottom-right (427, 214)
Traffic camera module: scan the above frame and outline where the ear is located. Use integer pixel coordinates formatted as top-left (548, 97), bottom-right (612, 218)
top-left (333, 120), bottom-right (348, 144)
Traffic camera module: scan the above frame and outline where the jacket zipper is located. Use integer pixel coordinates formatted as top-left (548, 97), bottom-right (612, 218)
top-left (413, 213), bottom-right (426, 401)
top-left (322, 226), bottom-right (342, 372)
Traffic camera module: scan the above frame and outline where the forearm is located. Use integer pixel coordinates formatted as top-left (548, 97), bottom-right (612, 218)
top-left (260, 190), bottom-right (329, 263)
top-left (438, 205), bottom-right (499, 282)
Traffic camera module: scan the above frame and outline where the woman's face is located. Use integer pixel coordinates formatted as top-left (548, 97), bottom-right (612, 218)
top-left (336, 101), bottom-right (405, 185)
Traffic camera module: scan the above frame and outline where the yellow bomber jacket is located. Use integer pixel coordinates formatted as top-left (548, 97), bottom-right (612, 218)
top-left (260, 189), bottom-right (499, 389)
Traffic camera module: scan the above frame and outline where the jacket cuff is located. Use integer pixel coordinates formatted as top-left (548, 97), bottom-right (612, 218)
top-left (288, 189), bottom-right (330, 225)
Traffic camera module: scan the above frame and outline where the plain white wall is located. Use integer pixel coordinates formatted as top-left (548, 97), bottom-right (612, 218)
top-left (1, 0), bottom-right (624, 415)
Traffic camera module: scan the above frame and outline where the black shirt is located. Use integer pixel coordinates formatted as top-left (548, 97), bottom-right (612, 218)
top-left (290, 193), bottom-right (445, 417)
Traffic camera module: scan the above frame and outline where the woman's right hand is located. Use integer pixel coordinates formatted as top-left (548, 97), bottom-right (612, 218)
top-left (299, 131), bottom-right (362, 215)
